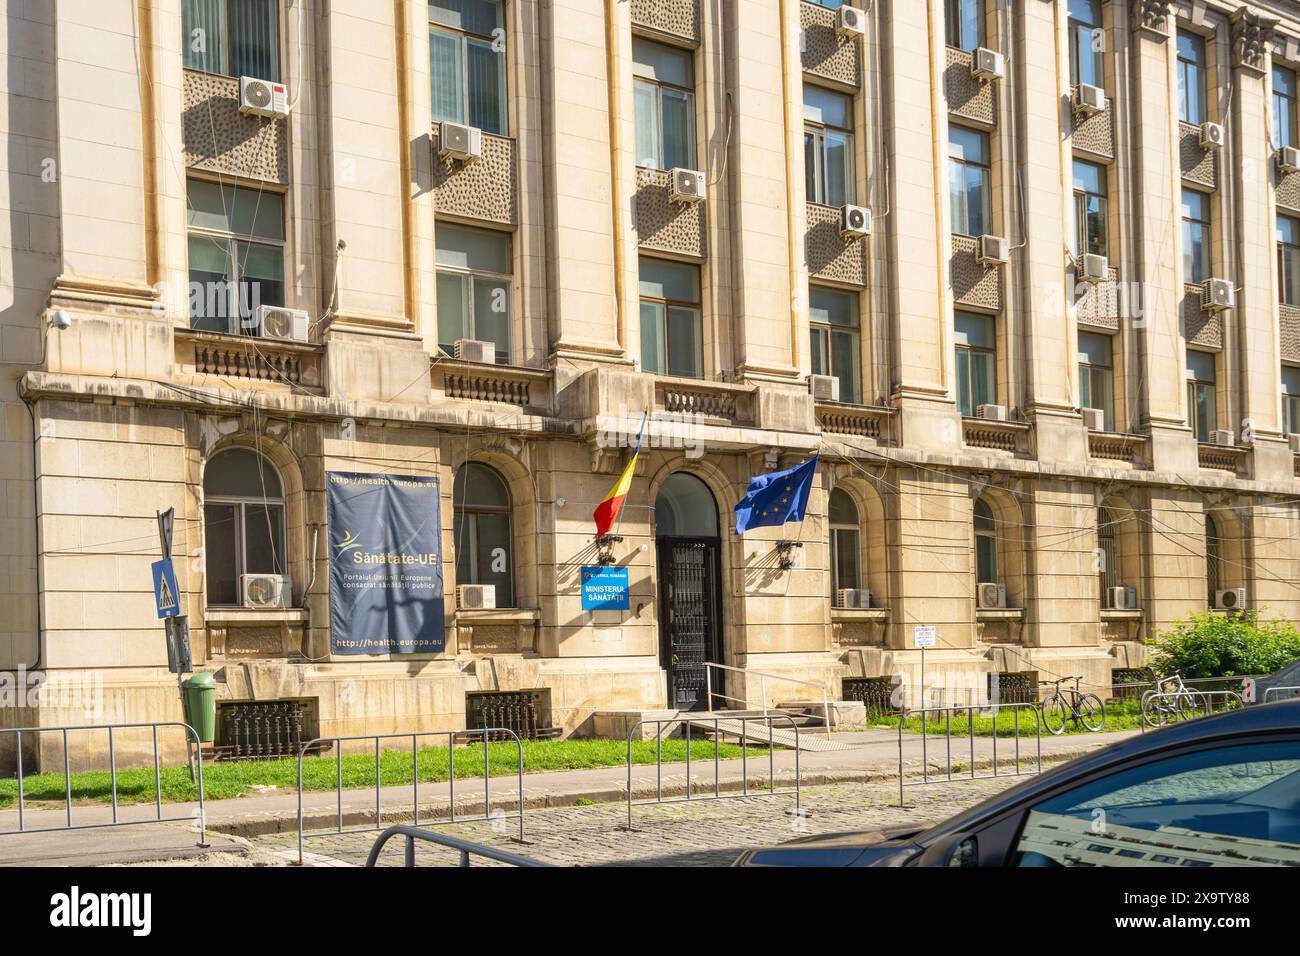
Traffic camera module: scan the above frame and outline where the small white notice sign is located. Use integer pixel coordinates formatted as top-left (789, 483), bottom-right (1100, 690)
top-left (913, 625), bottom-right (937, 649)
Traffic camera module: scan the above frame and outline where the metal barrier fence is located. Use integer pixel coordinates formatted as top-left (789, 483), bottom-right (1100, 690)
top-left (624, 715), bottom-right (801, 830)
top-left (295, 728), bottom-right (525, 865)
top-left (1140, 689), bottom-right (1245, 729)
top-left (365, 824), bottom-right (548, 868)
top-left (0, 722), bottom-right (207, 847)
top-left (897, 703), bottom-right (1042, 807)
top-left (1263, 686), bottom-right (1300, 704)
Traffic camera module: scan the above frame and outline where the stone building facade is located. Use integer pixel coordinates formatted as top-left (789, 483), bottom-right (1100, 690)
top-left (5, 0), bottom-right (1300, 764)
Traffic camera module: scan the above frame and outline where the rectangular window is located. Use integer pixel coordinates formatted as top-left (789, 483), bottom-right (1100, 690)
top-left (945, 0), bottom-right (982, 53)
top-left (1274, 66), bottom-right (1298, 149)
top-left (639, 257), bottom-right (702, 378)
top-left (949, 126), bottom-right (991, 237)
top-left (186, 177), bottom-right (286, 333)
top-left (1078, 331), bottom-right (1115, 432)
top-left (1068, 0), bottom-right (1104, 88)
top-left (429, 0), bottom-right (507, 135)
top-left (1181, 189), bottom-right (1211, 285)
top-left (804, 86), bottom-right (856, 207)
top-left (633, 38), bottom-right (696, 171)
top-left (1284, 366), bottom-right (1300, 435)
top-left (183, 0), bottom-right (281, 80)
top-left (1187, 350), bottom-right (1217, 443)
top-left (955, 311), bottom-right (996, 417)
top-left (1280, 215), bottom-right (1300, 306)
top-left (1177, 31), bottom-right (1208, 125)
top-left (809, 286), bottom-right (861, 404)
top-left (436, 223), bottom-right (513, 364)
top-left (1073, 159), bottom-right (1108, 257)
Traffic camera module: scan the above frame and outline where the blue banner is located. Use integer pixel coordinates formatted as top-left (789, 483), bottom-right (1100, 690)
top-left (581, 566), bottom-right (630, 611)
top-left (327, 472), bottom-right (445, 655)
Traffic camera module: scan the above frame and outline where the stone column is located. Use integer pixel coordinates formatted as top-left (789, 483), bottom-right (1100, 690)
top-left (1023, 481), bottom-right (1100, 648)
top-left (1142, 489), bottom-right (1206, 637)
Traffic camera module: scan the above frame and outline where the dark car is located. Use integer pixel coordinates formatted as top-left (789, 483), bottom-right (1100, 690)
top-left (735, 702), bottom-right (1300, 867)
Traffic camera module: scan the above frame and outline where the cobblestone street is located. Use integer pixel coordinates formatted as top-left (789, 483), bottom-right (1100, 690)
top-left (250, 776), bottom-right (1024, 867)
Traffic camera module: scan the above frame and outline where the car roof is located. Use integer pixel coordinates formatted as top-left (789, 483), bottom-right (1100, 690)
top-left (919, 701), bottom-right (1300, 839)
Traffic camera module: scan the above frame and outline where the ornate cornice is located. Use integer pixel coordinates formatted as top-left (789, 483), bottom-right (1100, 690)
top-left (1132, 0), bottom-right (1174, 39)
top-left (1231, 9), bottom-right (1279, 76)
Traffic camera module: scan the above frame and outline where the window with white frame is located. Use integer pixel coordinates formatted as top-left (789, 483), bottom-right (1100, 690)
top-left (1279, 214), bottom-right (1300, 306)
top-left (945, 0), bottom-right (983, 53)
top-left (955, 311), bottom-right (996, 417)
top-left (1274, 65), bottom-right (1298, 149)
top-left (949, 126), bottom-right (991, 237)
top-left (429, 0), bottom-right (507, 136)
top-left (633, 39), bottom-right (696, 172)
top-left (804, 86), bottom-right (855, 208)
top-left (1182, 189), bottom-right (1211, 285)
top-left (1068, 0), bottom-right (1104, 89)
top-left (1177, 30), bottom-right (1208, 125)
top-left (203, 447), bottom-right (286, 607)
top-left (639, 257), bottom-right (703, 379)
top-left (1072, 159), bottom-right (1108, 258)
top-left (186, 177), bottom-right (286, 334)
top-left (183, 0), bottom-right (280, 80)
top-left (1078, 331), bottom-right (1115, 433)
top-left (1187, 350), bottom-right (1217, 443)
top-left (436, 223), bottom-right (513, 364)
top-left (809, 286), bottom-right (861, 405)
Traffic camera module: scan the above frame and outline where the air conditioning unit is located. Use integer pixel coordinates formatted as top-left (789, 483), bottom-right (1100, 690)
top-left (1200, 278), bottom-right (1235, 312)
top-left (453, 338), bottom-right (496, 364)
top-left (1079, 253), bottom-right (1110, 283)
top-left (836, 4), bottom-right (867, 39)
top-left (670, 167), bottom-right (707, 203)
top-left (241, 574), bottom-right (292, 609)
top-left (1073, 83), bottom-right (1106, 116)
top-left (971, 47), bottom-right (1006, 82)
top-left (977, 582), bottom-right (1007, 610)
top-left (1214, 588), bottom-right (1247, 611)
top-left (977, 234), bottom-right (1009, 265)
top-left (810, 373), bottom-right (841, 403)
top-left (252, 305), bottom-right (309, 343)
top-left (438, 120), bottom-right (483, 161)
top-left (1289, 433), bottom-right (1300, 454)
top-left (456, 584), bottom-right (497, 610)
top-left (1108, 585), bottom-right (1138, 610)
top-left (836, 588), bottom-right (872, 609)
top-left (976, 403), bottom-right (1007, 421)
top-left (1081, 407), bottom-right (1106, 432)
top-left (1209, 429), bottom-right (1235, 447)
top-left (1199, 121), bottom-right (1226, 150)
top-left (840, 204), bottom-right (872, 238)
top-left (1279, 146), bottom-right (1300, 174)
top-left (239, 76), bottom-right (289, 119)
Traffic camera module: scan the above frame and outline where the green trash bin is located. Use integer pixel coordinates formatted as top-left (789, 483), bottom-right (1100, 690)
top-left (182, 672), bottom-right (217, 743)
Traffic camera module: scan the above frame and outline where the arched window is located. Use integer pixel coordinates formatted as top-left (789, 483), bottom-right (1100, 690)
top-left (204, 447), bottom-right (286, 606)
top-left (1097, 497), bottom-right (1142, 610)
top-left (829, 488), bottom-right (861, 600)
top-left (654, 473), bottom-right (718, 537)
top-left (454, 463), bottom-right (515, 607)
top-left (974, 498), bottom-right (998, 584)
top-left (1098, 506), bottom-right (1119, 602)
top-left (1205, 515), bottom-right (1223, 603)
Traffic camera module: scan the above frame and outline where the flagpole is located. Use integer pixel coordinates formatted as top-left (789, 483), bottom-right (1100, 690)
top-left (608, 408), bottom-right (649, 544)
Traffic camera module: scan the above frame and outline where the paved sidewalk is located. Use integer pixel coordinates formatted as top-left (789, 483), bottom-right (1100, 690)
top-left (0, 727), bottom-right (1136, 866)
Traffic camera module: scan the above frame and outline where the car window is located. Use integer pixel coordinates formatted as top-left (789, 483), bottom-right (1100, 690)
top-left (1011, 741), bottom-right (1300, 867)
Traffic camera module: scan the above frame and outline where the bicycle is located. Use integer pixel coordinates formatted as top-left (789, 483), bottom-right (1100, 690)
top-left (1038, 676), bottom-right (1106, 735)
top-left (1142, 672), bottom-right (1207, 728)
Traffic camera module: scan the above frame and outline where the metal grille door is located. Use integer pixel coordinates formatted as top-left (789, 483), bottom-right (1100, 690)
top-left (658, 537), bottom-right (721, 711)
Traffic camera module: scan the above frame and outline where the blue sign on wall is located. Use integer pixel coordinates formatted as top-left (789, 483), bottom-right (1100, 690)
top-left (581, 566), bottom-right (630, 611)
top-left (327, 472), bottom-right (445, 655)
top-left (151, 558), bottom-right (181, 619)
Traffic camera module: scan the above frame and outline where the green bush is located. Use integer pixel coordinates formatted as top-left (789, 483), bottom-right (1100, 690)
top-left (1148, 611), bottom-right (1300, 679)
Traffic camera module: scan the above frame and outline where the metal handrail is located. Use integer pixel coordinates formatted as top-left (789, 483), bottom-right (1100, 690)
top-left (1263, 686), bottom-right (1300, 704)
top-left (365, 824), bottom-right (547, 867)
top-left (703, 662), bottom-right (832, 740)
top-left (896, 703), bottom-right (1043, 806)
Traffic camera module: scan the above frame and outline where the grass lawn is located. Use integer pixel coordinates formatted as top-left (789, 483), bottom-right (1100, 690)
top-left (0, 737), bottom-right (772, 809)
top-left (866, 699), bottom-right (1149, 737)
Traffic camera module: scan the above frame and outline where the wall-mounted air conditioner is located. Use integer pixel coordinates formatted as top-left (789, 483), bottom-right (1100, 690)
top-left (239, 76), bottom-right (289, 119)
top-left (1289, 433), bottom-right (1300, 454)
top-left (1199, 121), bottom-right (1226, 149)
top-left (840, 204), bottom-right (872, 238)
top-left (438, 120), bottom-right (483, 161)
top-left (670, 168), bottom-right (707, 203)
top-left (1214, 588), bottom-right (1247, 611)
top-left (1081, 408), bottom-right (1106, 432)
top-left (1108, 585), bottom-right (1138, 610)
top-left (971, 47), bottom-right (1006, 82)
top-left (252, 305), bottom-right (310, 343)
top-left (241, 574), bottom-right (292, 609)
top-left (810, 374), bottom-right (841, 403)
top-left (977, 234), bottom-right (1009, 265)
top-left (1279, 146), bottom-right (1300, 174)
top-left (1209, 429), bottom-right (1235, 447)
top-left (977, 583), bottom-right (1007, 609)
top-left (976, 404), bottom-right (1007, 421)
top-left (836, 588), bottom-right (872, 609)
top-left (1079, 253), bottom-right (1109, 283)
top-left (1073, 83), bottom-right (1106, 116)
top-left (1200, 278), bottom-right (1235, 312)
top-left (456, 584), bottom-right (497, 610)
top-left (454, 339), bottom-right (496, 364)
top-left (837, 4), bottom-right (867, 40)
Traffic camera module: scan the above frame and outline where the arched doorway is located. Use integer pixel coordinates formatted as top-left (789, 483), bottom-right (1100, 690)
top-left (655, 473), bottom-right (722, 712)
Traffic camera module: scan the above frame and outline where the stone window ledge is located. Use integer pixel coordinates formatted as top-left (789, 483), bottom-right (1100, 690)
top-left (831, 607), bottom-right (890, 622)
top-left (451, 608), bottom-right (539, 625)
top-left (1100, 608), bottom-right (1142, 621)
top-left (976, 608), bottom-right (1025, 620)
top-left (205, 607), bottom-right (307, 625)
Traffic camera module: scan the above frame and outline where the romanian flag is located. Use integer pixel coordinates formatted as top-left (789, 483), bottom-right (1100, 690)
top-left (593, 412), bottom-right (648, 539)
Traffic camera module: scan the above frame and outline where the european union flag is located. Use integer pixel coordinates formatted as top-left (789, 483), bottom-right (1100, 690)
top-left (734, 453), bottom-right (819, 534)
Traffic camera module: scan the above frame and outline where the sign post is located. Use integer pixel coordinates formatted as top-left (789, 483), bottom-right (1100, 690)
top-left (155, 509), bottom-right (195, 782)
top-left (913, 626), bottom-right (937, 709)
